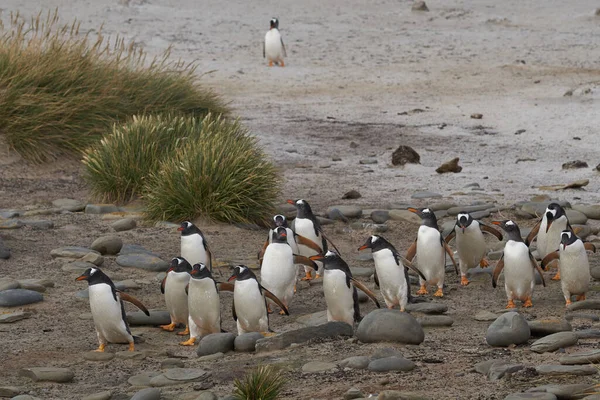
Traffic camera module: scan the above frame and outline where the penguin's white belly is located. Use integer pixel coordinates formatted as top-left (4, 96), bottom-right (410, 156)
top-left (294, 218), bottom-right (322, 255)
top-left (537, 218), bottom-right (567, 259)
top-left (188, 279), bottom-right (221, 335)
top-left (456, 228), bottom-right (486, 271)
top-left (416, 227), bottom-right (445, 285)
top-left (372, 251), bottom-right (406, 307)
top-left (323, 269), bottom-right (354, 326)
top-left (503, 242), bottom-right (534, 301)
top-left (181, 235), bottom-right (208, 266)
top-left (234, 280), bottom-right (268, 333)
top-left (265, 30), bottom-right (284, 62)
top-left (164, 272), bottom-right (190, 324)
top-left (560, 245), bottom-right (590, 296)
top-left (260, 243), bottom-right (295, 306)
top-left (89, 285), bottom-right (132, 344)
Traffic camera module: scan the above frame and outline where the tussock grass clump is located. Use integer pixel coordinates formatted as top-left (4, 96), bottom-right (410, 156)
top-left (143, 115), bottom-right (280, 224)
top-left (0, 9), bottom-right (227, 163)
top-left (233, 365), bottom-right (286, 400)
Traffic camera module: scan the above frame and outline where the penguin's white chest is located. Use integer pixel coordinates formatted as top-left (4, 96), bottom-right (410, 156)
top-left (455, 224), bottom-right (486, 271)
top-left (260, 243), bottom-right (295, 305)
top-left (265, 29), bottom-right (284, 62)
top-left (372, 249), bottom-right (407, 307)
top-left (164, 271), bottom-right (190, 324)
top-left (560, 242), bottom-right (590, 296)
top-left (294, 218), bottom-right (322, 253)
top-left (416, 226), bottom-right (445, 285)
top-left (234, 279), bottom-right (268, 333)
top-left (181, 234), bottom-right (208, 266)
top-left (188, 278), bottom-right (220, 332)
top-left (89, 284), bottom-right (131, 344)
top-left (503, 241), bottom-right (535, 300)
top-left (323, 269), bottom-right (355, 325)
top-left (538, 216), bottom-right (567, 258)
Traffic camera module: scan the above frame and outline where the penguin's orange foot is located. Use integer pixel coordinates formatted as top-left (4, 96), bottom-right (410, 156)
top-left (433, 288), bottom-right (444, 297)
top-left (387, 304), bottom-right (395, 310)
top-left (551, 271), bottom-right (561, 281)
top-left (301, 272), bottom-right (313, 281)
top-left (575, 294), bottom-right (586, 301)
top-left (506, 300), bottom-right (516, 309)
top-left (523, 298), bottom-right (533, 308)
top-left (267, 305), bottom-right (273, 314)
top-left (416, 285), bottom-right (428, 295)
top-left (177, 326), bottom-right (190, 336)
top-left (94, 344), bottom-right (106, 352)
top-left (128, 342), bottom-right (135, 352)
top-left (260, 332), bottom-right (277, 337)
top-left (460, 276), bottom-right (470, 286)
top-left (565, 299), bottom-right (572, 306)
top-left (268, 61), bottom-right (274, 67)
top-left (479, 258), bottom-right (489, 268)
top-left (315, 274), bottom-right (321, 279)
top-left (278, 309), bottom-right (287, 315)
top-left (294, 285), bottom-right (297, 293)
top-left (160, 323), bottom-right (176, 332)
top-left (280, 61), bottom-right (285, 67)
top-left (180, 338), bottom-right (197, 346)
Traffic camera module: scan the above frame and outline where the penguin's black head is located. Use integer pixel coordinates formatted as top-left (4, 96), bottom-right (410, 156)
top-left (273, 214), bottom-right (288, 228)
top-left (178, 221), bottom-right (201, 236)
top-left (272, 226), bottom-right (288, 243)
top-left (408, 207), bottom-right (438, 228)
top-left (310, 250), bottom-right (346, 270)
top-left (457, 212), bottom-right (473, 233)
top-left (190, 263), bottom-right (212, 279)
top-left (287, 199), bottom-right (313, 218)
top-left (76, 267), bottom-right (110, 285)
top-left (358, 235), bottom-right (392, 253)
top-left (492, 220), bottom-right (522, 242)
top-left (270, 18), bottom-right (279, 30)
top-left (560, 229), bottom-right (578, 249)
top-left (228, 265), bottom-right (256, 282)
top-left (545, 203), bottom-right (566, 233)
top-left (169, 257), bottom-right (193, 273)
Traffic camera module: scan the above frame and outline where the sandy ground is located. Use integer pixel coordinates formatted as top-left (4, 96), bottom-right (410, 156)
top-left (1, 1), bottom-right (600, 399)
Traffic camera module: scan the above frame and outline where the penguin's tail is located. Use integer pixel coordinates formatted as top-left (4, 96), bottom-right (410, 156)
top-left (133, 335), bottom-right (145, 344)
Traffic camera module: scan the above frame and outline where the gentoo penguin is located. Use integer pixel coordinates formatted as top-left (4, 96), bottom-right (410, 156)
top-left (541, 228), bottom-right (596, 307)
top-left (310, 251), bottom-right (380, 327)
top-left (160, 257), bottom-right (192, 335)
top-left (180, 263), bottom-right (222, 346)
top-left (258, 215), bottom-right (299, 262)
top-left (525, 203), bottom-right (571, 280)
top-left (179, 221), bottom-right (212, 271)
top-left (358, 235), bottom-right (426, 311)
top-left (492, 220), bottom-right (546, 308)
top-left (264, 18), bottom-right (287, 67)
top-left (406, 207), bottom-right (458, 297)
top-left (444, 212), bottom-right (503, 286)
top-left (76, 267), bottom-right (149, 352)
top-left (228, 265), bottom-right (289, 336)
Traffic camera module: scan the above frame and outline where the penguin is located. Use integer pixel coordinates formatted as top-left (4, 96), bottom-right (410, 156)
top-left (179, 221), bottom-right (213, 271)
top-left (76, 267), bottom-right (149, 352)
top-left (525, 203), bottom-right (571, 280)
top-left (160, 257), bottom-right (192, 335)
top-left (541, 228), bottom-right (596, 307)
top-left (180, 263), bottom-right (222, 346)
top-left (310, 251), bottom-right (380, 327)
top-left (258, 215), bottom-right (299, 262)
top-left (358, 235), bottom-right (426, 311)
top-left (264, 18), bottom-right (287, 67)
top-left (492, 220), bottom-right (546, 308)
top-left (228, 265), bottom-right (289, 336)
top-left (444, 212), bottom-right (503, 286)
top-left (406, 207), bottom-right (458, 297)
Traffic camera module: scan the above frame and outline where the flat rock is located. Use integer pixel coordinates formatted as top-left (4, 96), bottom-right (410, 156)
top-left (91, 236), bottom-right (123, 255)
top-left (0, 387), bottom-right (21, 397)
top-left (504, 394), bottom-right (558, 400)
top-left (371, 347), bottom-right (405, 360)
top-left (565, 312), bottom-right (599, 322)
top-left (566, 300), bottom-right (600, 311)
top-left (80, 252), bottom-right (105, 266)
top-left (52, 198), bottom-right (85, 212)
top-left (356, 309), bottom-right (425, 344)
top-left (411, 191), bottom-right (442, 199)
top-left (368, 356), bottom-right (416, 372)
top-left (0, 220), bottom-right (23, 229)
top-left (531, 332), bottom-right (578, 353)
top-left (19, 367), bottom-right (74, 382)
top-left (111, 218), bottom-right (137, 232)
top-left (0, 210), bottom-right (20, 218)
top-left (296, 311), bottom-right (328, 326)
top-left (371, 210), bottom-right (390, 224)
top-left (62, 261), bottom-right (96, 273)
top-left (127, 310), bottom-right (171, 326)
top-left (0, 277), bottom-right (19, 291)
top-left (196, 333), bottom-right (235, 356)
top-left (51, 246), bottom-right (99, 259)
top-left (10, 396), bottom-right (41, 400)
top-left (527, 384), bottom-right (595, 400)
top-left (16, 281), bottom-right (45, 293)
top-left (560, 349), bottom-right (600, 365)
top-left (163, 368), bottom-right (208, 381)
top-left (0, 311), bottom-right (31, 323)
top-left (234, 332), bottom-right (264, 352)
top-left (82, 391), bottom-right (112, 400)
top-left (520, 201), bottom-right (571, 217)
top-left (116, 254), bottom-right (169, 271)
top-left (574, 329), bottom-right (600, 339)
top-left (572, 204), bottom-right (600, 220)
top-left (417, 315), bottom-right (454, 327)
top-left (535, 365), bottom-right (598, 376)
top-left (19, 219), bottom-right (54, 230)
top-left (0, 289), bottom-right (43, 307)
top-left (488, 362), bottom-right (524, 380)
top-left (474, 310), bottom-right (499, 321)
top-left (566, 210), bottom-right (588, 225)
top-left (405, 303), bottom-right (448, 314)
top-left (256, 321), bottom-right (354, 352)
top-left (130, 387), bottom-right (161, 400)
top-left (486, 312), bottom-right (531, 347)
top-left (302, 361), bottom-right (337, 373)
top-left (161, 358), bottom-right (185, 369)
top-left (339, 355), bottom-right (370, 370)
top-left (128, 371), bottom-right (162, 386)
top-left (197, 352), bottom-right (224, 362)
top-left (83, 351), bottom-right (115, 361)
top-left (85, 204), bottom-right (119, 214)
top-left (529, 320), bottom-right (573, 336)
top-left (327, 205), bottom-right (363, 219)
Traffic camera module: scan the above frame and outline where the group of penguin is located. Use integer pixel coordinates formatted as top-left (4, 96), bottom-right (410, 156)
top-left (75, 199), bottom-right (596, 353)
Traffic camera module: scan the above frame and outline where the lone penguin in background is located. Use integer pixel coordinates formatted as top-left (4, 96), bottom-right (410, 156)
top-left (264, 18), bottom-right (287, 67)
top-left (445, 212), bottom-right (503, 286)
top-left (76, 267), bottom-right (149, 352)
top-left (406, 207), bottom-right (458, 297)
top-left (541, 228), bottom-right (596, 307)
top-left (160, 257), bottom-right (192, 335)
top-left (179, 221), bottom-right (213, 271)
top-left (525, 203), bottom-right (571, 280)
top-left (492, 220), bottom-right (546, 309)
top-left (359, 235), bottom-right (426, 311)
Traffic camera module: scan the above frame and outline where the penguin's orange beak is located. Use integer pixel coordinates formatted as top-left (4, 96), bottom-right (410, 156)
top-left (286, 199), bottom-right (295, 205)
top-left (75, 275), bottom-right (88, 281)
top-left (491, 221), bottom-right (502, 226)
top-left (281, 232), bottom-right (287, 238)
top-left (177, 227), bottom-right (184, 231)
top-left (309, 254), bottom-right (324, 261)
top-left (228, 274), bottom-right (237, 282)
top-left (358, 244), bottom-right (369, 251)
top-left (407, 207), bottom-right (419, 214)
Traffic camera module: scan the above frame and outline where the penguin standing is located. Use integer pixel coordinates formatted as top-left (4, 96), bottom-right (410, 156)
top-left (228, 265), bottom-right (289, 336)
top-left (492, 220), bottom-right (546, 308)
top-left (310, 251), bottom-right (380, 327)
top-left (76, 267), bottom-right (149, 352)
top-left (359, 235), bottom-right (426, 311)
top-left (181, 263), bottom-right (222, 346)
top-left (541, 228), bottom-right (596, 307)
top-left (160, 257), bottom-right (192, 335)
top-left (444, 212), bottom-right (503, 286)
top-left (179, 221), bottom-right (213, 270)
top-left (264, 18), bottom-right (287, 67)
top-left (258, 215), bottom-right (299, 262)
top-left (406, 207), bottom-right (458, 297)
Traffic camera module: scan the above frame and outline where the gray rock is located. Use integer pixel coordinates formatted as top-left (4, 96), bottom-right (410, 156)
top-left (535, 365), bottom-right (598, 376)
top-left (520, 201), bottom-right (571, 217)
top-left (572, 204), bottom-right (600, 220)
top-left (83, 351), bottom-right (115, 361)
top-left (378, 391), bottom-right (430, 400)
top-left (405, 303), bottom-right (448, 314)
top-left (19, 219), bottom-right (54, 230)
top-left (429, 202), bottom-right (458, 212)
top-left (197, 352), bottom-right (224, 362)
top-left (196, 392), bottom-right (218, 400)
top-left (62, 261), bottom-right (96, 273)
top-left (128, 371), bottom-right (162, 386)
top-left (127, 310), bottom-right (171, 326)
top-left (371, 347), bottom-right (406, 360)
top-left (474, 310), bottom-right (499, 321)
top-left (80, 252), bottom-right (105, 266)
top-left (350, 267), bottom-right (374, 277)
top-left (566, 210), bottom-right (588, 225)
top-left (567, 300), bottom-right (600, 311)
top-left (345, 388), bottom-right (365, 400)
top-left (339, 356), bottom-right (370, 370)
top-left (196, 333), bottom-right (235, 356)
top-left (52, 198), bottom-right (85, 212)
top-left (0, 277), bottom-right (19, 291)
top-left (0, 387), bottom-right (20, 397)
top-left (560, 349), bottom-right (600, 365)
top-left (528, 319), bottom-right (573, 337)
top-left (504, 394), bottom-right (558, 400)
top-left (411, 191), bottom-right (442, 199)
top-left (255, 321), bottom-right (354, 352)
top-left (51, 246), bottom-right (99, 259)
top-left (91, 236), bottom-right (123, 255)
top-left (527, 384), bottom-right (595, 399)
top-left (575, 329), bottom-right (600, 339)
top-left (16, 281), bottom-right (45, 293)
top-left (356, 309), bottom-right (425, 344)
top-left (116, 254), bottom-right (169, 271)
top-left (0, 311), bottom-right (31, 323)
top-left (0, 210), bottom-right (20, 218)
top-left (486, 312), bottom-right (530, 347)
top-left (531, 332), bottom-right (578, 353)
top-left (488, 362), bottom-right (524, 380)
top-left (130, 388), bottom-right (161, 400)
top-left (119, 244), bottom-right (158, 256)
top-left (572, 224), bottom-right (592, 240)
top-left (234, 332), bottom-right (264, 352)
top-left (19, 278), bottom-right (54, 288)
top-left (82, 391), bottom-right (112, 400)
top-left (388, 209), bottom-right (421, 224)
top-left (19, 367), bottom-right (74, 382)
top-left (327, 205), bottom-right (363, 219)
top-left (296, 311), bottom-right (328, 326)
top-left (111, 218), bottom-right (137, 232)
top-left (591, 266), bottom-right (600, 280)
top-left (0, 219), bottom-right (23, 229)
top-left (371, 210), bottom-right (390, 224)
top-left (565, 312), bottom-right (600, 322)
top-left (0, 289), bottom-right (43, 307)
top-left (148, 374), bottom-right (181, 387)
top-left (302, 361), bottom-right (337, 373)
top-left (0, 238), bottom-right (10, 259)
top-left (85, 204), bottom-right (119, 214)
top-left (161, 358), bottom-right (184, 369)
top-left (417, 315), bottom-right (454, 327)
top-left (471, 210), bottom-right (491, 219)
top-left (163, 368), bottom-right (208, 381)
top-left (368, 356), bottom-right (416, 372)
top-left (316, 216), bottom-right (335, 226)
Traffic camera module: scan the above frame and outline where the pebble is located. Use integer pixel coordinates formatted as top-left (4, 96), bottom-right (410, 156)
top-left (256, 321), bottom-right (354, 352)
top-left (486, 312), bottom-right (530, 347)
top-left (371, 210), bottom-right (390, 224)
top-left (531, 332), bottom-right (578, 353)
top-left (111, 218), bottom-right (137, 232)
top-left (161, 358), bottom-right (185, 369)
top-left (0, 289), bottom-right (43, 307)
top-left (411, 191), bottom-right (442, 199)
top-left (19, 367), bottom-right (74, 382)
top-left (82, 391), bottom-right (112, 400)
top-left (127, 310), bottom-right (171, 326)
top-left (388, 210), bottom-right (421, 224)
top-left (405, 303), bottom-right (448, 314)
top-left (566, 300), bottom-right (600, 311)
top-left (0, 277), bottom-right (19, 291)
top-left (196, 333), bottom-right (236, 356)
top-left (85, 204), bottom-right (119, 214)
top-left (130, 387), bottom-right (161, 400)
top-left (417, 315), bottom-right (454, 327)
top-left (345, 388), bottom-right (365, 400)
top-left (62, 261), bottom-right (97, 273)
top-left (234, 332), bottom-right (264, 352)
top-left (116, 254), bottom-right (169, 271)
top-left (0, 311), bottom-right (31, 324)
top-left (128, 371), bottom-right (162, 386)
top-left (565, 210), bottom-right (588, 225)
top-left (368, 356), bottom-right (416, 372)
top-left (83, 351), bottom-right (115, 361)
top-left (302, 361), bottom-right (337, 373)
top-left (52, 198), bottom-right (85, 212)
top-left (51, 246), bottom-right (99, 259)
top-left (504, 394), bottom-right (558, 400)
top-left (535, 365), bottom-right (598, 376)
top-left (560, 349), bottom-right (600, 365)
top-left (474, 310), bottom-right (499, 321)
top-left (356, 309), bottom-right (424, 344)
top-left (339, 356), bottom-right (370, 370)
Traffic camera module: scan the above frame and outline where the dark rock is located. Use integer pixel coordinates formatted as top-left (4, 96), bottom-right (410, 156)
top-left (356, 309), bottom-right (424, 344)
top-left (368, 356), bottom-right (416, 372)
top-left (531, 332), bottom-right (578, 353)
top-left (370, 210), bottom-right (390, 224)
top-left (91, 236), bottom-right (123, 255)
top-left (0, 289), bottom-right (43, 307)
top-left (0, 387), bottom-right (21, 397)
top-left (342, 190), bottom-right (362, 200)
top-left (234, 332), bottom-right (264, 352)
top-left (196, 333), bottom-right (236, 356)
top-left (116, 254), bottom-right (169, 271)
top-left (111, 218), bottom-right (137, 232)
top-left (19, 367), bottom-right (74, 382)
top-left (327, 205), bottom-right (363, 219)
top-left (391, 145), bottom-right (420, 166)
top-left (296, 311), bottom-right (328, 326)
top-left (255, 321), bottom-right (354, 352)
top-left (127, 310), bottom-right (171, 326)
top-left (562, 160), bottom-right (588, 170)
top-left (528, 319), bottom-right (572, 336)
top-left (486, 312), bottom-right (530, 347)
top-left (436, 157), bottom-right (462, 173)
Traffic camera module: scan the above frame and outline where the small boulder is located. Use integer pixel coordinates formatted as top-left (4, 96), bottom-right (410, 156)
top-left (368, 356), bottom-right (416, 372)
top-left (436, 157), bottom-right (462, 173)
top-left (196, 333), bottom-right (236, 356)
top-left (370, 210), bottom-right (390, 224)
top-left (51, 246), bottom-right (99, 259)
top-left (234, 332), bottom-right (264, 352)
top-left (528, 319), bottom-right (572, 336)
top-left (356, 309), bottom-right (424, 344)
top-left (405, 303), bottom-right (448, 314)
top-left (111, 218), bottom-right (137, 232)
top-left (530, 332), bottom-right (578, 353)
top-left (116, 254), bottom-right (169, 271)
top-left (391, 145), bottom-right (420, 166)
top-left (52, 198), bottom-right (85, 212)
top-left (0, 289), bottom-right (43, 307)
top-left (486, 312), bottom-right (530, 347)
top-left (130, 388), bottom-right (161, 400)
top-left (417, 315), bottom-right (454, 327)
top-left (256, 321), bottom-right (353, 352)
top-left (19, 367), bottom-right (74, 383)
top-left (342, 190), bottom-right (362, 200)
top-left (91, 236), bottom-right (123, 255)
top-left (327, 205), bottom-right (363, 219)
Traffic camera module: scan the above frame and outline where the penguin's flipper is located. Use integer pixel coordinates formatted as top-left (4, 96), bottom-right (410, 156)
top-left (525, 221), bottom-right (541, 247)
top-left (584, 242), bottom-right (597, 253)
top-left (281, 38), bottom-right (287, 57)
top-left (295, 234), bottom-right (323, 254)
top-left (293, 255), bottom-right (318, 270)
top-left (444, 230), bottom-right (456, 244)
top-left (351, 278), bottom-right (381, 308)
top-left (406, 240), bottom-right (417, 262)
top-left (160, 275), bottom-right (167, 294)
top-left (492, 257), bottom-right (505, 288)
top-left (257, 238), bottom-right (269, 261)
top-left (529, 252), bottom-right (546, 287)
top-left (261, 287), bottom-right (289, 315)
top-left (443, 242), bottom-right (459, 275)
top-left (321, 231), bottom-right (342, 255)
top-left (216, 282), bottom-right (235, 292)
top-left (185, 284), bottom-right (189, 295)
top-left (232, 300), bottom-right (237, 321)
top-left (206, 246), bottom-right (214, 272)
top-left (480, 224), bottom-right (503, 241)
top-left (398, 255), bottom-right (427, 281)
top-left (117, 291), bottom-right (150, 316)
top-left (541, 251), bottom-right (559, 270)
top-left (352, 287), bottom-right (361, 322)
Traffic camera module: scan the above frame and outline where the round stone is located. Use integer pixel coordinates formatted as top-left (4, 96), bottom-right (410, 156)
top-left (367, 356), bottom-right (416, 372)
top-left (91, 236), bottom-right (123, 255)
top-left (111, 218), bottom-right (137, 232)
top-left (356, 309), bottom-right (425, 344)
top-left (234, 332), bottom-right (264, 352)
top-left (486, 312), bottom-right (530, 347)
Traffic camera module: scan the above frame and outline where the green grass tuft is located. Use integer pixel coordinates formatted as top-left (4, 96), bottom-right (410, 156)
top-left (0, 9), bottom-right (227, 163)
top-left (233, 365), bottom-right (286, 400)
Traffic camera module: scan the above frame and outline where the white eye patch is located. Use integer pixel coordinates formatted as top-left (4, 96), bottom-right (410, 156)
top-left (177, 258), bottom-right (184, 264)
top-left (326, 250), bottom-right (335, 256)
top-left (371, 235), bottom-right (379, 243)
top-left (297, 199), bottom-right (304, 205)
top-left (562, 231), bottom-right (572, 239)
top-left (90, 268), bottom-right (97, 275)
top-left (199, 264), bottom-right (206, 270)
top-left (422, 208), bottom-right (431, 213)
top-left (457, 213), bottom-right (469, 221)
top-left (505, 220), bottom-right (515, 226)
top-left (546, 208), bottom-right (557, 217)
top-left (238, 266), bottom-right (247, 273)
top-left (186, 221), bottom-right (192, 228)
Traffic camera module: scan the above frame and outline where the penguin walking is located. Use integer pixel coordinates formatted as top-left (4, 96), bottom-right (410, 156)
top-left (76, 267), bottom-right (149, 352)
top-left (179, 221), bottom-right (213, 271)
top-left (541, 228), bottom-right (596, 307)
top-left (492, 220), bottom-right (546, 308)
top-left (228, 265), bottom-right (289, 336)
top-left (444, 212), bottom-right (503, 286)
top-left (310, 251), bottom-right (380, 327)
top-left (525, 203), bottom-right (571, 280)
top-left (181, 263), bottom-right (222, 346)
top-left (264, 18), bottom-right (287, 67)
top-left (406, 207), bottom-right (458, 297)
top-left (359, 235), bottom-right (426, 311)
top-left (258, 215), bottom-right (299, 262)
top-left (160, 257), bottom-right (192, 335)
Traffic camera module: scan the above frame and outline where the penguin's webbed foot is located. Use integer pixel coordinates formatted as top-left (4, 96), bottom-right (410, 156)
top-left (479, 258), bottom-right (489, 268)
top-left (565, 299), bottom-right (572, 307)
top-left (523, 298), bottom-right (533, 308)
top-left (261, 331), bottom-right (277, 337)
top-left (505, 300), bottom-right (516, 309)
top-left (551, 271), bottom-right (561, 281)
top-left (433, 288), bottom-right (444, 297)
top-left (278, 309), bottom-right (287, 315)
top-left (301, 272), bottom-right (313, 281)
top-left (128, 342), bottom-right (135, 352)
top-left (94, 344), bottom-right (106, 352)
top-left (387, 305), bottom-right (395, 310)
top-left (416, 285), bottom-right (428, 295)
top-left (294, 284), bottom-right (297, 293)
top-left (268, 61), bottom-right (274, 67)
top-left (315, 274), bottom-right (321, 279)
top-left (575, 294), bottom-right (586, 302)
top-left (177, 326), bottom-right (190, 336)
top-left (280, 61), bottom-right (285, 67)
top-left (460, 276), bottom-right (470, 286)
top-left (160, 323), bottom-right (176, 332)
top-left (180, 337), bottom-right (197, 346)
